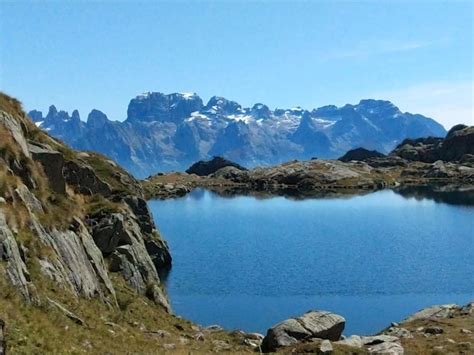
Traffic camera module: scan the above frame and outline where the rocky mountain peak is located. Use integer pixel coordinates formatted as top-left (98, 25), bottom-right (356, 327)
top-left (28, 109), bottom-right (43, 122)
top-left (31, 91), bottom-right (448, 177)
top-left (127, 91), bottom-right (203, 123)
top-left (205, 96), bottom-right (242, 114)
top-left (251, 103), bottom-right (271, 119)
top-left (71, 109), bottom-right (81, 121)
top-left (87, 109), bottom-right (109, 128)
top-left (47, 104), bottom-right (58, 117)
top-left (355, 99), bottom-right (401, 117)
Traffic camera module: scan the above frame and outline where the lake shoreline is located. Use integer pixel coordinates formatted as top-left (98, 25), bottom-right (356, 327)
top-left (148, 188), bottom-right (474, 353)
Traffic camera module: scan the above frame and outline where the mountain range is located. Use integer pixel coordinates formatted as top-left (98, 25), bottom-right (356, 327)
top-left (28, 92), bottom-right (447, 178)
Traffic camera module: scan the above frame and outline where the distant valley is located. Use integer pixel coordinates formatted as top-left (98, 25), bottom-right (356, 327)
top-left (29, 92), bottom-right (446, 177)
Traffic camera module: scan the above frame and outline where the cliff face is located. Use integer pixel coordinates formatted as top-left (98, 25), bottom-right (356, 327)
top-left (0, 93), bottom-right (171, 310)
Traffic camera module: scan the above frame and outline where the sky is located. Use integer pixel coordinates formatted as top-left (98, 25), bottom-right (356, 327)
top-left (1, 0), bottom-right (472, 129)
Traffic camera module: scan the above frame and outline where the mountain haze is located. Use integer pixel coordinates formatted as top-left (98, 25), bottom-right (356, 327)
top-left (29, 92), bottom-right (446, 177)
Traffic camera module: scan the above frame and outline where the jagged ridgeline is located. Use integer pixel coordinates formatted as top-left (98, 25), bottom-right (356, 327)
top-left (0, 93), bottom-right (205, 352)
top-left (29, 93), bottom-right (447, 177)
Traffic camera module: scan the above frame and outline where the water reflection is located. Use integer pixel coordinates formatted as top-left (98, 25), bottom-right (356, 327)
top-left (394, 185), bottom-right (474, 206)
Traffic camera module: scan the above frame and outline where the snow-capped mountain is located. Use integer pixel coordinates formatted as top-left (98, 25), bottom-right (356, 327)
top-left (28, 92), bottom-right (446, 177)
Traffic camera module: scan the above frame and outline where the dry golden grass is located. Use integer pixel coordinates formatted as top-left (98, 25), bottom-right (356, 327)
top-left (0, 270), bottom-right (252, 354)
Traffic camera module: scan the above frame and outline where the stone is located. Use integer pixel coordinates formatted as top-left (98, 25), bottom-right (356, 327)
top-left (193, 332), bottom-right (205, 341)
top-left (424, 327), bottom-right (444, 335)
top-left (91, 213), bottom-right (131, 254)
top-left (47, 298), bottom-right (85, 326)
top-left (384, 327), bottom-right (413, 338)
top-left (244, 338), bottom-right (261, 348)
top-left (162, 343), bottom-right (176, 350)
top-left (205, 324), bottom-right (224, 332)
top-left (261, 311), bottom-right (345, 352)
top-left (335, 335), bottom-right (363, 348)
top-left (367, 341), bottom-right (404, 354)
top-left (212, 339), bottom-right (231, 351)
top-left (0, 111), bottom-right (30, 157)
top-left (319, 339), bottom-right (333, 354)
top-left (460, 328), bottom-right (472, 334)
top-left (147, 330), bottom-right (170, 338)
top-left (361, 335), bottom-right (400, 346)
top-left (404, 304), bottom-right (459, 322)
top-left (14, 185), bottom-right (43, 214)
top-left (28, 142), bottom-right (65, 194)
top-left (63, 160), bottom-right (112, 196)
top-left (244, 332), bottom-right (264, 340)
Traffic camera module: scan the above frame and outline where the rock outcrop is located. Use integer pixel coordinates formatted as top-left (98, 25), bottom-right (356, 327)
top-left (338, 147), bottom-right (385, 162)
top-left (27, 142), bottom-right (66, 194)
top-left (261, 311), bottom-right (345, 352)
top-left (0, 93), bottom-right (171, 314)
top-left (186, 156), bottom-right (247, 176)
top-left (392, 125), bottom-right (474, 163)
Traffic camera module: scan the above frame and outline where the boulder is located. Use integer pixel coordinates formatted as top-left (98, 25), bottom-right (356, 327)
top-left (367, 341), bottom-right (404, 354)
top-left (144, 239), bottom-right (172, 271)
top-left (123, 196), bottom-right (155, 233)
top-left (261, 311), bottom-right (345, 352)
top-left (403, 304), bottom-right (459, 322)
top-left (335, 335), bottom-right (363, 348)
top-left (47, 298), bottom-right (85, 325)
top-left (319, 339), bottom-right (333, 354)
top-left (63, 160), bottom-right (112, 196)
top-left (28, 142), bottom-right (66, 194)
top-left (14, 185), bottom-right (44, 214)
top-left (90, 213), bottom-right (132, 254)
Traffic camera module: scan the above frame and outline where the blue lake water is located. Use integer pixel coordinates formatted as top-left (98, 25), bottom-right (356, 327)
top-left (148, 188), bottom-right (474, 336)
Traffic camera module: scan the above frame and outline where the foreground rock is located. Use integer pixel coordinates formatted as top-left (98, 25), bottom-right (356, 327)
top-left (261, 311), bottom-right (345, 352)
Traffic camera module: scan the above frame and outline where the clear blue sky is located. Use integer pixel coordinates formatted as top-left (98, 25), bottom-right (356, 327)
top-left (1, 0), bottom-right (472, 129)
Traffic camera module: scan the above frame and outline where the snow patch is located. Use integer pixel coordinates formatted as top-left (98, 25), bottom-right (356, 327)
top-left (227, 114), bottom-right (254, 124)
top-left (180, 92), bottom-right (196, 99)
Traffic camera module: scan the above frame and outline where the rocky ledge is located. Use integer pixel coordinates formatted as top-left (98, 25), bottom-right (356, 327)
top-left (259, 301), bottom-right (474, 354)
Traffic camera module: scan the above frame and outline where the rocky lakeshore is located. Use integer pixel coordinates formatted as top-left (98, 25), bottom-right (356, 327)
top-left (257, 302), bottom-right (474, 354)
top-left (143, 125), bottom-right (474, 200)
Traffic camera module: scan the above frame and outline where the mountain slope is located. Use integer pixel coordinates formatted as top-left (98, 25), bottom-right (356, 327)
top-left (29, 92), bottom-right (447, 177)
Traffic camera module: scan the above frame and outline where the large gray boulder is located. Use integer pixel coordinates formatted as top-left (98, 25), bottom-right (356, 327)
top-left (261, 311), bottom-right (345, 352)
top-left (28, 142), bottom-right (65, 194)
top-left (90, 213), bottom-right (132, 254)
